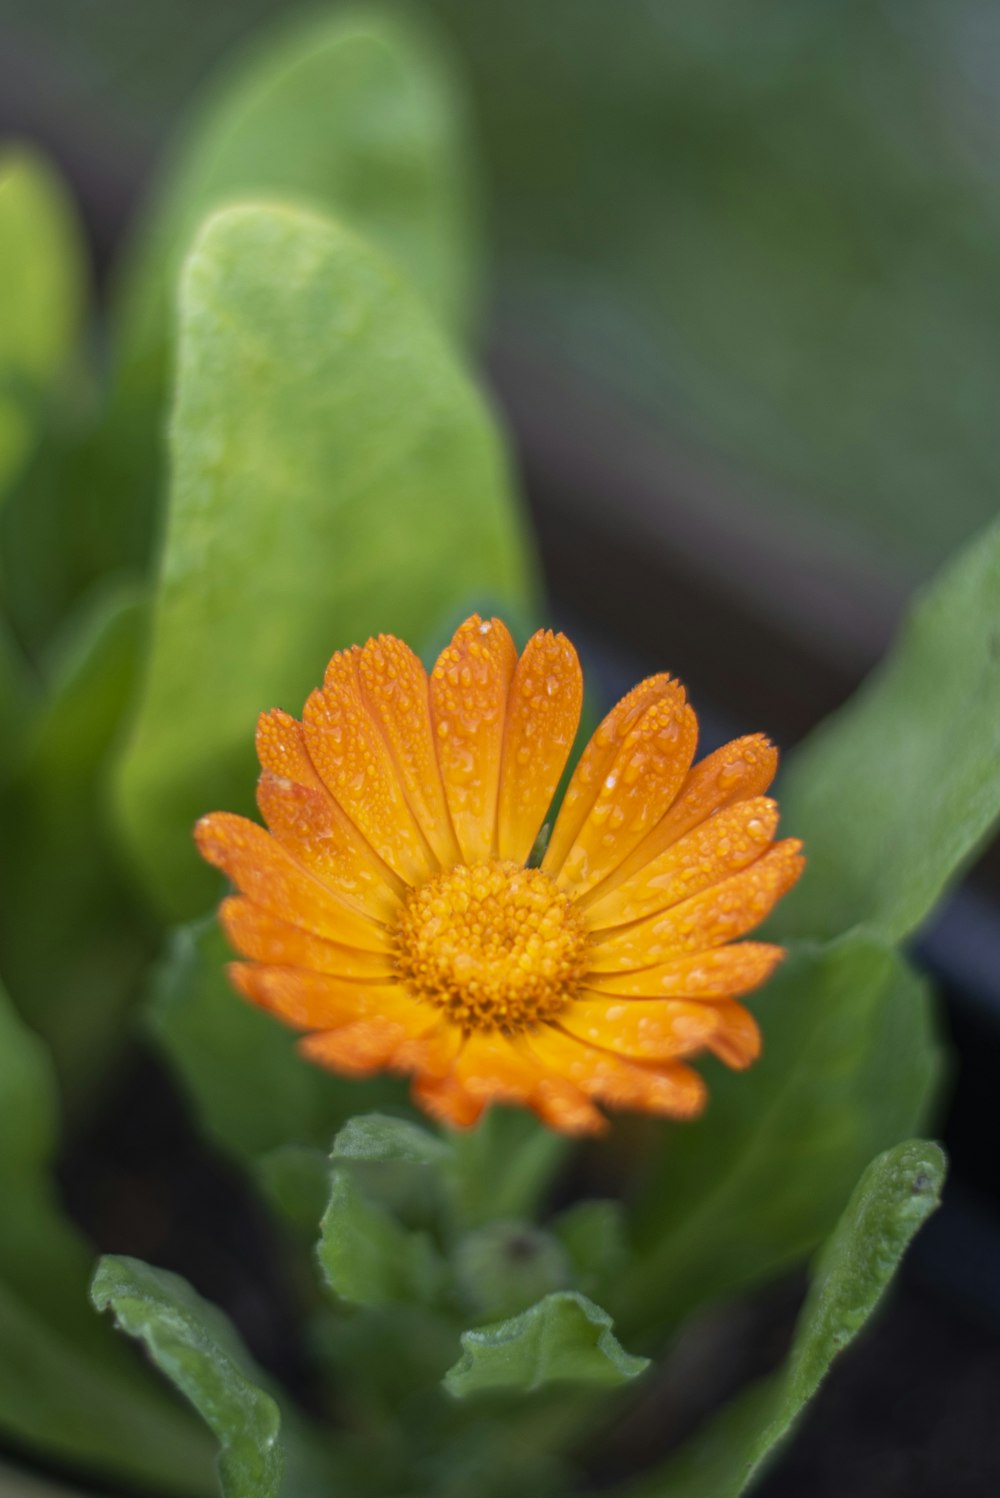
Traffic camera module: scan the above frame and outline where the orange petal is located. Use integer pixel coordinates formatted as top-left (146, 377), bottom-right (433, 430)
top-left (583, 797), bottom-right (780, 929)
top-left (560, 996), bottom-right (721, 1060)
top-left (527, 1027), bottom-right (707, 1119)
top-left (358, 634), bottom-right (461, 867)
top-left (412, 1068), bottom-right (485, 1129)
top-left (589, 840), bottom-right (805, 973)
top-left (542, 674), bottom-right (674, 875)
top-left (220, 897), bottom-right (396, 978)
top-left (304, 648), bottom-right (436, 886)
top-left (604, 735), bottom-right (779, 894)
top-left (299, 1018), bottom-right (415, 1076)
top-left (496, 630), bottom-right (583, 864)
top-left (195, 813), bottom-right (388, 951)
top-left (430, 616), bottom-right (518, 863)
top-left (544, 682), bottom-right (698, 896)
top-left (584, 942), bottom-right (785, 998)
top-left (452, 1032), bottom-right (605, 1137)
top-left (257, 773), bottom-right (402, 918)
top-left (706, 1000), bottom-right (761, 1069)
top-left (229, 963), bottom-right (411, 1029)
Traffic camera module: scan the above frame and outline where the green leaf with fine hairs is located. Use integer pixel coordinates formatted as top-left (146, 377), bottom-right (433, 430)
top-left (0, 147), bottom-right (83, 504)
top-left (619, 932), bottom-right (941, 1341)
top-left (92, 1257), bottom-right (283, 1498)
top-left (444, 1291), bottom-right (649, 1398)
top-left (318, 1165), bottom-right (445, 1310)
top-left (0, 982), bottom-right (213, 1494)
top-left (777, 516), bottom-right (1000, 942)
top-left (621, 1141), bottom-right (945, 1498)
top-left (115, 201), bottom-right (533, 917)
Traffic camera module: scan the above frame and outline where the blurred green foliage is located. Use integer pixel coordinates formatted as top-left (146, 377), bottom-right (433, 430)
top-left (0, 5), bottom-right (994, 1496)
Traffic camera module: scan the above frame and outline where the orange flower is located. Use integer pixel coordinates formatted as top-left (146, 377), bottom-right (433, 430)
top-left (196, 616), bottom-right (803, 1135)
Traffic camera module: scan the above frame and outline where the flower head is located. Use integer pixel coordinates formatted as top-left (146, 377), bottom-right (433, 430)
top-left (196, 616), bottom-right (803, 1135)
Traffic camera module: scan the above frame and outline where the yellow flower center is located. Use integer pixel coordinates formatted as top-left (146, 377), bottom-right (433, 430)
top-left (392, 861), bottom-right (590, 1032)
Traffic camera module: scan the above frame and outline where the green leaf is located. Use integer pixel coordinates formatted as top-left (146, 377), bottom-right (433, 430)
top-left (0, 147), bottom-right (83, 503)
top-left (333, 1112), bottom-right (451, 1169)
top-left (625, 1141), bottom-right (945, 1498)
top-left (0, 1459), bottom-right (115, 1497)
top-left (318, 1165), bottom-right (445, 1309)
top-left (92, 1256), bottom-right (283, 1498)
top-left (444, 1290), bottom-right (648, 1398)
top-left (0, 980), bottom-right (213, 1494)
top-left (116, 201), bottom-right (533, 917)
top-left (91, 5), bottom-right (483, 593)
top-left (0, 581), bottom-right (151, 1101)
top-left (777, 517), bottom-right (1000, 942)
top-left (618, 932), bottom-right (941, 1340)
top-left (147, 921), bottom-right (404, 1167)
top-left (550, 1200), bottom-right (629, 1301)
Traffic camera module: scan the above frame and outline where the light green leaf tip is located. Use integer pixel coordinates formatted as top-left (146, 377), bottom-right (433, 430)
top-left (444, 1290), bottom-right (649, 1399)
top-left (778, 514), bottom-right (1000, 942)
top-left (115, 200), bottom-right (533, 917)
top-left (91, 1256), bottom-right (283, 1498)
top-left (0, 146), bottom-right (84, 502)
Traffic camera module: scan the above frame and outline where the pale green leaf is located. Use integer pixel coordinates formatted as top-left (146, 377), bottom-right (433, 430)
top-left (619, 933), bottom-right (941, 1340)
top-left (0, 147), bottom-right (83, 503)
top-left (777, 517), bottom-right (1000, 941)
top-left (625, 1141), bottom-right (945, 1498)
top-left (92, 1256), bottom-right (283, 1498)
top-left (444, 1291), bottom-right (648, 1398)
top-left (116, 201), bottom-right (532, 916)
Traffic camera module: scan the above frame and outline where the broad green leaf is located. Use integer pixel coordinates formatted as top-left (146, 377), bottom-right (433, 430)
top-left (444, 1290), bottom-right (648, 1398)
top-left (625, 1140), bottom-right (945, 1498)
top-left (0, 980), bottom-right (213, 1494)
top-left (147, 921), bottom-right (404, 1166)
top-left (777, 517), bottom-right (1000, 942)
top-left (91, 5), bottom-right (483, 590)
top-left (618, 933), bottom-right (940, 1340)
top-left (116, 202), bottom-right (533, 917)
top-left (318, 1165), bottom-right (445, 1309)
top-left (92, 1256), bottom-right (282, 1498)
top-left (0, 148), bottom-right (83, 503)
top-left (0, 581), bottom-right (151, 1101)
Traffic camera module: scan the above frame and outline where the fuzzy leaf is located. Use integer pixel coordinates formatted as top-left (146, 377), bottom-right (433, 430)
top-left (116, 201), bottom-right (532, 916)
top-left (625, 1141), bottom-right (945, 1498)
top-left (318, 1166), bottom-right (444, 1309)
top-left (92, 1257), bottom-right (283, 1498)
top-left (778, 517), bottom-right (1000, 941)
top-left (444, 1291), bottom-right (648, 1398)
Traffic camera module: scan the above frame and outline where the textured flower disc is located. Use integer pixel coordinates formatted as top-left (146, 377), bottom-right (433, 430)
top-left (196, 616), bottom-right (804, 1134)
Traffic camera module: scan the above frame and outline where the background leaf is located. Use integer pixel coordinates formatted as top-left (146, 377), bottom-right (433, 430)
top-left (0, 980), bottom-right (213, 1494)
top-left (0, 147), bottom-right (83, 506)
top-left (777, 516), bottom-right (1000, 941)
top-left (444, 1290), bottom-right (648, 1398)
top-left (623, 1140), bottom-right (945, 1498)
top-left (115, 201), bottom-right (533, 918)
top-left (0, 581), bottom-right (153, 1102)
top-left (617, 933), bottom-right (941, 1341)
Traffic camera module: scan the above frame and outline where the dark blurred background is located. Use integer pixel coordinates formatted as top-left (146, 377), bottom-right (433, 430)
top-left (3, 2), bottom-right (1000, 1492)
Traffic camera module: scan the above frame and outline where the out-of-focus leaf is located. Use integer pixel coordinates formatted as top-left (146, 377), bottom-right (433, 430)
top-left (623, 1141), bottom-right (945, 1498)
top-left (444, 1290), bottom-right (648, 1398)
top-left (453, 1221), bottom-right (571, 1321)
top-left (0, 980), bottom-right (213, 1494)
top-left (449, 1107), bottom-right (568, 1227)
top-left (618, 933), bottom-right (940, 1340)
top-left (550, 1200), bottom-right (629, 1301)
top-left (0, 1460), bottom-right (114, 1497)
top-left (778, 518), bottom-right (1000, 942)
top-left (333, 1112), bottom-right (451, 1169)
top-left (0, 581), bottom-right (152, 1101)
top-left (148, 921), bottom-right (404, 1166)
top-left (0, 616), bottom-right (34, 781)
top-left (90, 5), bottom-right (483, 594)
top-left (0, 147), bottom-right (83, 503)
top-left (116, 202), bottom-right (533, 917)
top-left (318, 1164), bottom-right (445, 1309)
top-left (92, 1257), bottom-right (282, 1498)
